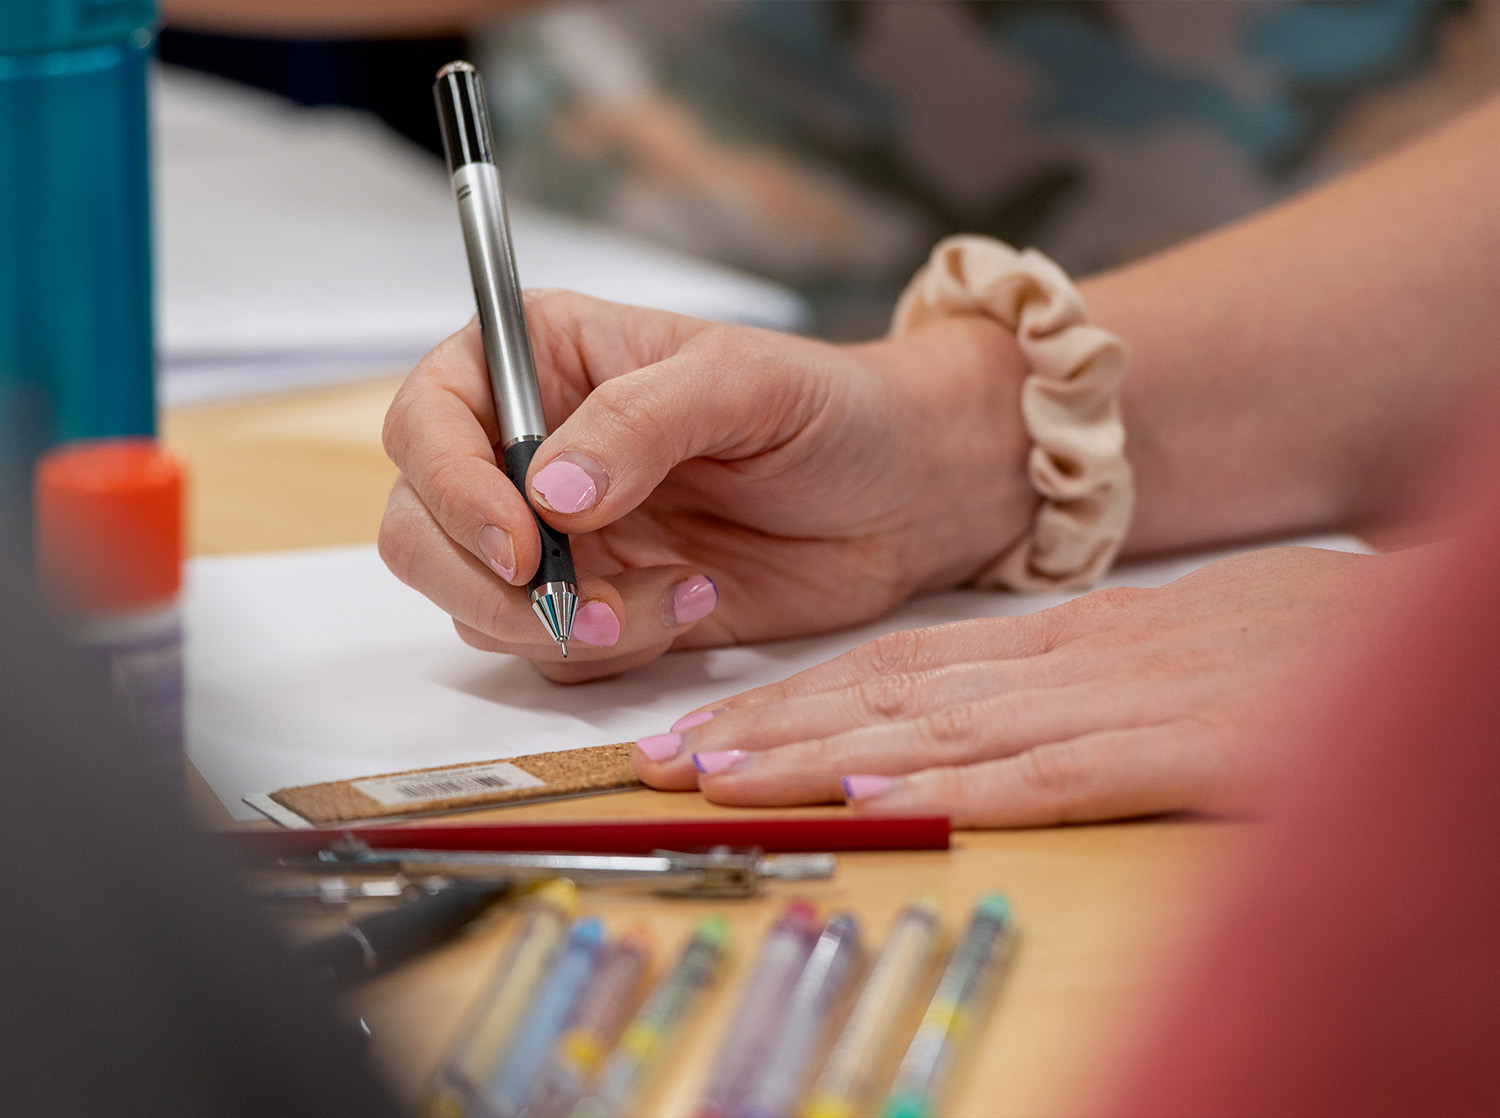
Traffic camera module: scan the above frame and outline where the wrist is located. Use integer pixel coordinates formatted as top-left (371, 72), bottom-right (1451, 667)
top-left (892, 237), bottom-right (1134, 591)
top-left (852, 316), bottom-right (1039, 595)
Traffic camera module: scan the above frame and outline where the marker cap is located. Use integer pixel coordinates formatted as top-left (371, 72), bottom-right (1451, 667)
top-left (881, 1091), bottom-right (932, 1118)
top-left (531, 877), bottom-right (581, 916)
top-left (34, 437), bottom-right (184, 612)
top-left (801, 1094), bottom-right (857, 1118)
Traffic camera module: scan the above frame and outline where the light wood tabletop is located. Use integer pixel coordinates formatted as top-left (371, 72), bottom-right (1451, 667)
top-left (166, 377), bottom-right (1249, 1118)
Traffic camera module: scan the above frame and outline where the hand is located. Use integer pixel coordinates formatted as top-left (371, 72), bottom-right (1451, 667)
top-left (379, 291), bottom-right (1033, 681)
top-left (633, 546), bottom-right (1378, 826)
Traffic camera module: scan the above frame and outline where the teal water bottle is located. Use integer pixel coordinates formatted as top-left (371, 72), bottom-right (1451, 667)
top-left (0, 0), bottom-right (157, 534)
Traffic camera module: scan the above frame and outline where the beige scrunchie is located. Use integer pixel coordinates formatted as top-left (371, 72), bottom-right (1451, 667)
top-left (891, 235), bottom-right (1133, 592)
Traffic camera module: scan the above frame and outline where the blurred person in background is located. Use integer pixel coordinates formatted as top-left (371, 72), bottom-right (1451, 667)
top-left (163, 1), bottom-right (1500, 335)
top-left (0, 547), bottom-right (402, 1117)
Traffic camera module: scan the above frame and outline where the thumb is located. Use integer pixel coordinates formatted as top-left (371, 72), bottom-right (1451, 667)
top-left (524, 334), bottom-right (822, 532)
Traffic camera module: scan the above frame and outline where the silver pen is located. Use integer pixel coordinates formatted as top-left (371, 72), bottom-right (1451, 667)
top-left (433, 61), bottom-right (578, 656)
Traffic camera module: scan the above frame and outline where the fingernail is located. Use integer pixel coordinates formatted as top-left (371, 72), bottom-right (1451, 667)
top-left (477, 524), bottom-right (515, 582)
top-left (664, 575), bottom-right (718, 626)
top-left (842, 774), bottom-right (893, 803)
top-left (532, 454), bottom-right (606, 514)
top-left (693, 749), bottom-right (750, 775)
top-left (572, 601), bottom-right (621, 647)
top-left (671, 710), bottom-right (716, 732)
top-left (636, 732), bottom-right (682, 762)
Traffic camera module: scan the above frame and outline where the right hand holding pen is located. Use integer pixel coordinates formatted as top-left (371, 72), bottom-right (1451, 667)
top-left (379, 290), bottom-right (1033, 681)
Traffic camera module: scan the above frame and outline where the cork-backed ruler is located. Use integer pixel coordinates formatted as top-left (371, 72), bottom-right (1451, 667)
top-left (245, 742), bottom-right (641, 828)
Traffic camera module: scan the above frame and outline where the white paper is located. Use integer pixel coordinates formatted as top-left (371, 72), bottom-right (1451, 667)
top-left (185, 536), bottom-right (1370, 820)
top-left (154, 66), bottom-right (808, 405)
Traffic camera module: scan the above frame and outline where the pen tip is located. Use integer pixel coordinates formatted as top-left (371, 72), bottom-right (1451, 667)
top-left (529, 583), bottom-right (579, 656)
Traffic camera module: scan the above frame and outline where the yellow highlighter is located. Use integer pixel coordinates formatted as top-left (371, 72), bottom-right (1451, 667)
top-left (802, 898), bottom-right (941, 1118)
top-left (428, 878), bottom-right (580, 1118)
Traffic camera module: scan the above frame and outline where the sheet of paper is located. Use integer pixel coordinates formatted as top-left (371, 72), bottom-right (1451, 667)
top-left (186, 536), bottom-right (1369, 820)
top-left (154, 66), bottom-right (807, 406)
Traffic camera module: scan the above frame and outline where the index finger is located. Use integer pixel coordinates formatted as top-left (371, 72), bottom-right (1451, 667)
top-left (382, 320), bottom-right (542, 584)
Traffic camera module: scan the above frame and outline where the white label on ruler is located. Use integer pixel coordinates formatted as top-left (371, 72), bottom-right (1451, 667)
top-left (351, 762), bottom-right (546, 806)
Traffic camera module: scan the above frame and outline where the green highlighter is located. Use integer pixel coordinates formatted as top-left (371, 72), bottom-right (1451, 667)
top-left (880, 893), bottom-right (1015, 1118)
top-left (579, 915), bottom-right (731, 1118)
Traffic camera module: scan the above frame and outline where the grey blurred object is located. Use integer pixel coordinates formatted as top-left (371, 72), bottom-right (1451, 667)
top-left (0, 541), bottom-right (402, 1117)
top-left (290, 837), bottom-right (837, 898)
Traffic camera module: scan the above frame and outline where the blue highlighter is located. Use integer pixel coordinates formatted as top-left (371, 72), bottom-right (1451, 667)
top-left (484, 916), bottom-right (607, 1118)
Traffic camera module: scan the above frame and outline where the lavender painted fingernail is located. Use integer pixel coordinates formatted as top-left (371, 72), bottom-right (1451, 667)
top-left (664, 575), bottom-right (718, 626)
top-left (693, 749), bottom-right (750, 775)
top-left (532, 454), bottom-right (606, 514)
top-left (571, 601), bottom-right (621, 647)
top-left (671, 710), bottom-right (716, 732)
top-left (636, 733), bottom-right (682, 762)
top-left (477, 524), bottom-right (515, 582)
top-left (842, 774), bottom-right (893, 802)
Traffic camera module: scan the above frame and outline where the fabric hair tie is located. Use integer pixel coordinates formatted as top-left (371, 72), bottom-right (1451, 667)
top-left (891, 235), bottom-right (1133, 591)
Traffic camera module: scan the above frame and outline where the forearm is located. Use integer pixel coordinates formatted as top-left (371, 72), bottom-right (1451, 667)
top-left (1081, 94), bottom-right (1500, 556)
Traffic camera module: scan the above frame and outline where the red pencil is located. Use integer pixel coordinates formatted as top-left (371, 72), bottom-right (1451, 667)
top-left (228, 814), bottom-right (949, 860)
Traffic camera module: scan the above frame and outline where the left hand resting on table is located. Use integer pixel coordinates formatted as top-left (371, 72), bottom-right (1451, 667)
top-left (633, 546), bottom-right (1376, 827)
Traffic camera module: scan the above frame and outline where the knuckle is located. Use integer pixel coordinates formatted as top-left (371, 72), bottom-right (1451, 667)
top-left (377, 502), bottom-right (421, 588)
top-left (1070, 585), bottom-right (1148, 616)
top-left (852, 673), bottom-right (918, 722)
top-left (522, 287), bottom-right (569, 314)
top-left (923, 766), bottom-right (969, 810)
top-left (1011, 609), bottom-right (1063, 655)
top-left (694, 323), bottom-right (745, 359)
top-left (470, 580), bottom-right (513, 641)
top-left (924, 703), bottom-right (978, 746)
top-left (852, 628), bottom-right (926, 678)
top-left (380, 387), bottom-right (414, 465)
top-left (424, 452), bottom-right (484, 533)
top-left (1015, 742), bottom-right (1089, 806)
top-left (521, 288), bottom-right (571, 344)
top-left (915, 703), bottom-right (980, 756)
top-left (596, 378), bottom-right (670, 442)
top-left (794, 736), bottom-right (845, 774)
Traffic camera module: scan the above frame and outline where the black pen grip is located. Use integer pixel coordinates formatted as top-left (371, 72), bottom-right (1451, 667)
top-left (298, 879), bottom-right (514, 987)
top-left (502, 439), bottom-right (577, 592)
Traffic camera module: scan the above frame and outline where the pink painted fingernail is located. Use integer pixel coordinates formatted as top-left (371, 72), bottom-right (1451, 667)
top-left (693, 749), bottom-right (750, 775)
top-left (572, 601), bottom-right (621, 647)
top-left (671, 710), bottom-right (716, 732)
top-left (477, 524), bottom-right (515, 582)
top-left (532, 454), bottom-right (605, 514)
top-left (636, 733), bottom-right (682, 762)
top-left (664, 575), bottom-right (718, 626)
top-left (842, 774), bottom-right (893, 802)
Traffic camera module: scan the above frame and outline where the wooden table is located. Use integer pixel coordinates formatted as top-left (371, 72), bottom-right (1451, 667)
top-left (167, 378), bottom-right (1247, 1118)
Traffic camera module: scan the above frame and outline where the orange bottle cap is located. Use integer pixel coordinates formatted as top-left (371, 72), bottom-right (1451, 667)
top-left (34, 438), bottom-right (185, 612)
